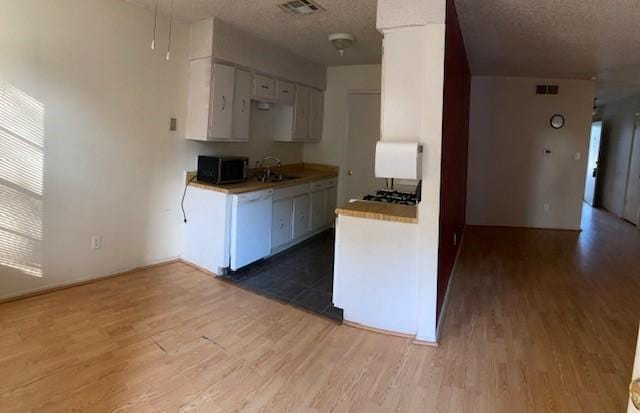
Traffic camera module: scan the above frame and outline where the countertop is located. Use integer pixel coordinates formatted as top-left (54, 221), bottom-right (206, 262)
top-left (187, 163), bottom-right (338, 194)
top-left (335, 200), bottom-right (418, 224)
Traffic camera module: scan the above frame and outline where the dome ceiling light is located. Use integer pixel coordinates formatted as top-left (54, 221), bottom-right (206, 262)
top-left (329, 33), bottom-right (355, 57)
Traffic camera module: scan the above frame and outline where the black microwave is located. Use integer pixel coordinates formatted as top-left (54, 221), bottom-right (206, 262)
top-left (197, 156), bottom-right (249, 184)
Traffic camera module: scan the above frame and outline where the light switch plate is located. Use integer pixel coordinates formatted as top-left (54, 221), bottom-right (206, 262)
top-left (91, 235), bottom-right (102, 250)
top-left (575, 152), bottom-right (581, 160)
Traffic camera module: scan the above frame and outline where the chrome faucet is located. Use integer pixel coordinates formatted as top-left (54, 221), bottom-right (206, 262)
top-left (257, 156), bottom-right (282, 181)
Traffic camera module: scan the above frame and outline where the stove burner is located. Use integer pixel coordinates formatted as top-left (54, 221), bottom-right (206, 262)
top-left (363, 189), bottom-right (418, 205)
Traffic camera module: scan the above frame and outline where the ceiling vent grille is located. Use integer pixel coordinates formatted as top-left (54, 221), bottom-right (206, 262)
top-left (278, 0), bottom-right (325, 16)
top-left (536, 85), bottom-right (559, 95)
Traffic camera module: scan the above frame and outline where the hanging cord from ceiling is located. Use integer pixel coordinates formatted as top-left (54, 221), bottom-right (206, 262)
top-left (151, 0), bottom-right (158, 50)
top-left (166, 0), bottom-right (174, 60)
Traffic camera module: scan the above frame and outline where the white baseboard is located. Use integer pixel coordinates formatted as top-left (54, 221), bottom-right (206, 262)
top-left (0, 257), bottom-right (179, 303)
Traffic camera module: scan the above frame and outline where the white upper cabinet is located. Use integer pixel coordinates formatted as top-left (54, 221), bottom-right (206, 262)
top-left (186, 62), bottom-right (252, 142)
top-left (186, 58), bottom-right (213, 141)
top-left (208, 63), bottom-right (235, 140)
top-left (272, 85), bottom-right (324, 143)
top-left (253, 74), bottom-right (276, 101)
top-left (232, 69), bottom-right (252, 142)
top-left (308, 88), bottom-right (324, 141)
top-left (293, 85), bottom-right (310, 141)
top-left (276, 80), bottom-right (296, 105)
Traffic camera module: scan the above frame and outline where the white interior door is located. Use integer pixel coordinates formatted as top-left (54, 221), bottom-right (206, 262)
top-left (629, 324), bottom-right (640, 413)
top-left (584, 121), bottom-right (602, 206)
top-left (623, 121), bottom-right (640, 225)
top-left (345, 92), bottom-right (385, 200)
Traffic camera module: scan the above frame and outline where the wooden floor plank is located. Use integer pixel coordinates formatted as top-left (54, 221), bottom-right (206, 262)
top-left (0, 206), bottom-right (637, 412)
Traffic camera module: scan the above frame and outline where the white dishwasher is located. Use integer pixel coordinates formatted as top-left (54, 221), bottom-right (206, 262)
top-left (230, 189), bottom-right (273, 271)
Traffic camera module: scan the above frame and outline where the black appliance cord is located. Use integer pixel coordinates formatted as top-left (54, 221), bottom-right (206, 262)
top-left (181, 175), bottom-right (197, 223)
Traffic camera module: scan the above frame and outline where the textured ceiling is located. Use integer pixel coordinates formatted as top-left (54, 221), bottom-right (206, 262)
top-left (125, 0), bottom-right (381, 67)
top-left (454, 0), bottom-right (640, 102)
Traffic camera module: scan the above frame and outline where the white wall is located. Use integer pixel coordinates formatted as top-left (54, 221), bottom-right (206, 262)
top-left (303, 65), bottom-right (381, 206)
top-left (597, 95), bottom-right (640, 216)
top-left (0, 0), bottom-right (302, 299)
top-left (467, 76), bottom-right (595, 230)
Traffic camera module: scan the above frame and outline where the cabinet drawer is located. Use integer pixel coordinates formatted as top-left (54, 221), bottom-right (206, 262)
top-left (311, 181), bottom-right (325, 191)
top-left (273, 183), bottom-right (311, 201)
top-left (276, 80), bottom-right (296, 105)
top-left (253, 74), bottom-right (275, 101)
top-left (311, 178), bottom-right (337, 191)
top-left (324, 178), bottom-right (337, 188)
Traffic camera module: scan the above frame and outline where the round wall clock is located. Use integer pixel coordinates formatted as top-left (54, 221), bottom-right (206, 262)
top-left (550, 114), bottom-right (565, 129)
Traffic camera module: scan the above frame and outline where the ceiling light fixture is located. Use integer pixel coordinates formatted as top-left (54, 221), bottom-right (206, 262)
top-left (151, 0), bottom-right (158, 50)
top-left (329, 33), bottom-right (355, 57)
top-left (166, 0), bottom-right (174, 60)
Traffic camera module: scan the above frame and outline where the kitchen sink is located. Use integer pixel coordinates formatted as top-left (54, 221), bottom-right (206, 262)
top-left (257, 175), bottom-right (299, 183)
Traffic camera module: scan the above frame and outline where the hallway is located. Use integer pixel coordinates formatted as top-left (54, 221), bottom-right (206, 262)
top-left (440, 205), bottom-right (640, 411)
top-left (0, 207), bottom-right (637, 411)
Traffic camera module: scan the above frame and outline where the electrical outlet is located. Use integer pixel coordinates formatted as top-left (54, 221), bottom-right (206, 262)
top-left (543, 203), bottom-right (550, 212)
top-left (91, 235), bottom-right (102, 250)
top-left (575, 152), bottom-right (581, 160)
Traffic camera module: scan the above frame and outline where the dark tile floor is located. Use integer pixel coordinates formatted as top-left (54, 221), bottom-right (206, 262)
top-left (222, 229), bottom-right (343, 322)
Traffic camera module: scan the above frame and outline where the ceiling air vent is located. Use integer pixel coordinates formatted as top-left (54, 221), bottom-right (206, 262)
top-left (278, 0), bottom-right (325, 16)
top-left (536, 85), bottom-right (559, 95)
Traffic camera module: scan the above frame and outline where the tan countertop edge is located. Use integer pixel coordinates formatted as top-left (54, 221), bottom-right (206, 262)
top-left (335, 200), bottom-right (418, 224)
top-left (186, 163), bottom-right (339, 194)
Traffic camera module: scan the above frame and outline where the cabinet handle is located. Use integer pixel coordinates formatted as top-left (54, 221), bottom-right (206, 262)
top-left (283, 90), bottom-right (289, 94)
top-left (222, 96), bottom-right (226, 110)
top-left (242, 99), bottom-right (246, 113)
top-left (261, 85), bottom-right (269, 89)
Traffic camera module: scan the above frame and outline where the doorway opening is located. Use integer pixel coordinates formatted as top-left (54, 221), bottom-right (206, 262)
top-left (622, 118), bottom-right (640, 226)
top-left (584, 120), bottom-right (603, 207)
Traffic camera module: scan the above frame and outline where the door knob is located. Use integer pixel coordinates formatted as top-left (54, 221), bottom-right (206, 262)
top-left (347, 169), bottom-right (353, 176)
top-left (631, 378), bottom-right (640, 410)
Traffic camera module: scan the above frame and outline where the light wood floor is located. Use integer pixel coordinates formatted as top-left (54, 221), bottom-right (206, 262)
top-left (0, 206), bottom-right (638, 412)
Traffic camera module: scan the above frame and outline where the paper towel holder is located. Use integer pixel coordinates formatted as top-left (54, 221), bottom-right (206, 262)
top-left (375, 141), bottom-right (424, 182)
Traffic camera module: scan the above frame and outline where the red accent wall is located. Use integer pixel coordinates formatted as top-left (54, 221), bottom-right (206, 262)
top-left (437, 0), bottom-right (471, 323)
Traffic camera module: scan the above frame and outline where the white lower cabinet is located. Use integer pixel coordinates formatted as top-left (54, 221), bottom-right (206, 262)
top-left (272, 199), bottom-right (293, 250)
top-left (292, 194), bottom-right (311, 239)
top-left (310, 191), bottom-right (326, 231)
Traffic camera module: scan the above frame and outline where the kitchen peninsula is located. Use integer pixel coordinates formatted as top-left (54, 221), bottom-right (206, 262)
top-left (333, 200), bottom-right (420, 336)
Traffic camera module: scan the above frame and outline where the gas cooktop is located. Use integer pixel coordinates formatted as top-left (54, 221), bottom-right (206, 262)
top-left (363, 189), bottom-right (418, 206)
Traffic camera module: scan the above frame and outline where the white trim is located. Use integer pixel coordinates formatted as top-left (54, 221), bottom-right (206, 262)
top-left (0, 257), bottom-right (179, 302)
top-left (435, 227), bottom-right (466, 342)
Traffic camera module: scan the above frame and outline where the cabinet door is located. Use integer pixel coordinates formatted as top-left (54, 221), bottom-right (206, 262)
top-left (292, 194), bottom-right (311, 239)
top-left (293, 85), bottom-right (310, 140)
top-left (309, 88), bottom-right (324, 140)
top-left (325, 186), bottom-right (337, 226)
top-left (253, 74), bottom-right (276, 101)
top-left (209, 63), bottom-right (235, 140)
top-left (310, 190), bottom-right (326, 231)
top-left (277, 80), bottom-right (296, 105)
top-left (232, 69), bottom-right (251, 141)
top-left (272, 199), bottom-right (293, 250)
top-left (186, 59), bottom-right (212, 141)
